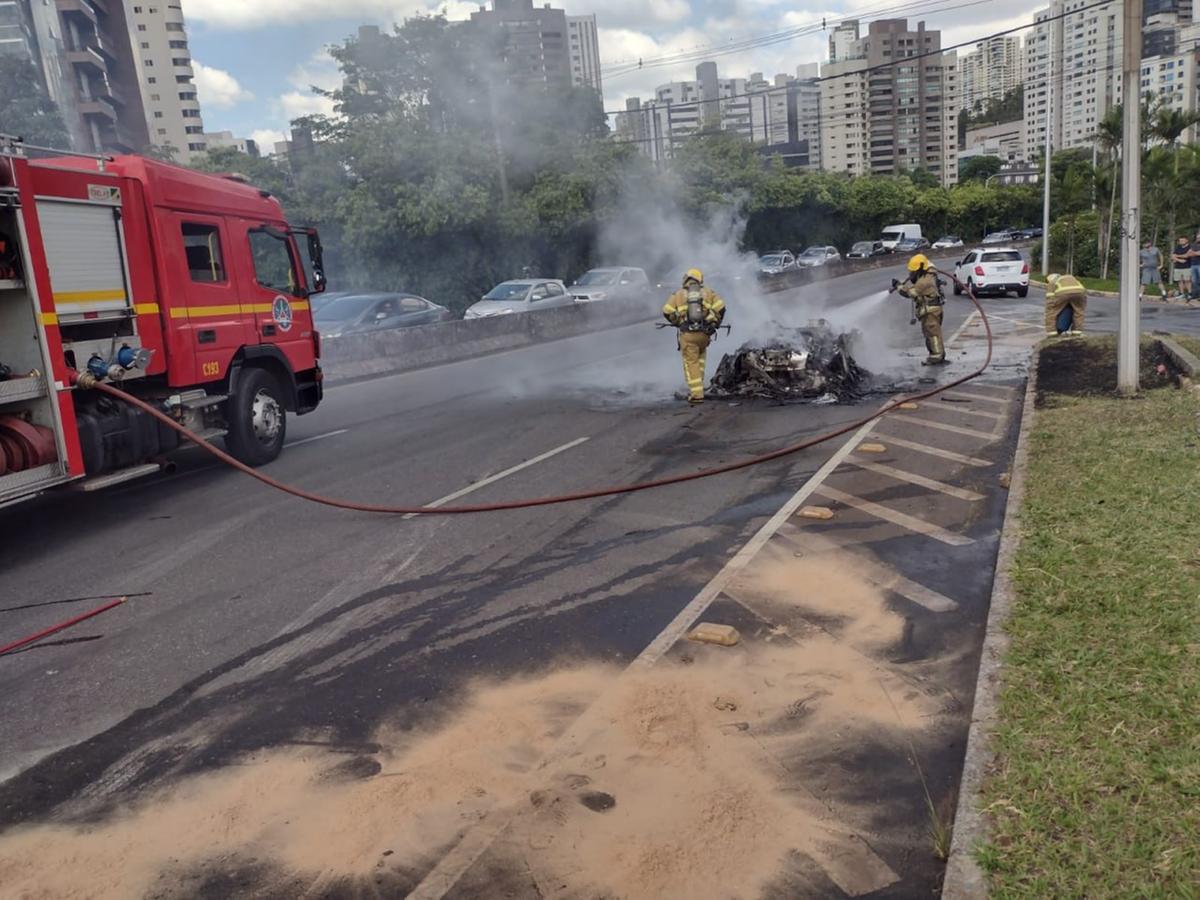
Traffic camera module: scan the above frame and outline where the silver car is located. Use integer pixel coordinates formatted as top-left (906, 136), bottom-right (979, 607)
top-left (569, 267), bottom-right (651, 302)
top-left (464, 279), bottom-right (574, 319)
top-left (797, 246), bottom-right (841, 267)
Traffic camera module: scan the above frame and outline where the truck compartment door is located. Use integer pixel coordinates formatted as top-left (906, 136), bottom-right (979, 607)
top-left (35, 200), bottom-right (131, 321)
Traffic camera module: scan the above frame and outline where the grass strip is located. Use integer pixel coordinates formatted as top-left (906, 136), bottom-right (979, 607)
top-left (978, 337), bottom-right (1200, 897)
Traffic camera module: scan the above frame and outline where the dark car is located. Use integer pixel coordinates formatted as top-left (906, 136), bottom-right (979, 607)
top-left (1017, 226), bottom-right (1043, 239)
top-left (894, 236), bottom-right (931, 253)
top-left (847, 240), bottom-right (889, 259)
top-left (314, 292), bottom-right (452, 337)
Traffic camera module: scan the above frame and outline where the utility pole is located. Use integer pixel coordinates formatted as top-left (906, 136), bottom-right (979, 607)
top-left (1040, 13), bottom-right (1056, 276)
top-left (1117, 0), bottom-right (1143, 394)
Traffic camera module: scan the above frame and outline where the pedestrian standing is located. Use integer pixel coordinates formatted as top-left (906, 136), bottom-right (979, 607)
top-left (662, 269), bottom-right (726, 404)
top-left (1171, 236), bottom-right (1192, 298)
top-left (1189, 231), bottom-right (1200, 300)
top-left (1139, 240), bottom-right (1165, 302)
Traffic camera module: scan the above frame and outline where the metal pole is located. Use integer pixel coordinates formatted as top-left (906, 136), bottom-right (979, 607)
top-left (1117, 0), bottom-right (1143, 394)
top-left (1040, 17), bottom-right (1054, 276)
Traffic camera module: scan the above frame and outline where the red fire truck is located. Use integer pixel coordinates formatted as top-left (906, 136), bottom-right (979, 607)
top-left (0, 138), bottom-right (325, 506)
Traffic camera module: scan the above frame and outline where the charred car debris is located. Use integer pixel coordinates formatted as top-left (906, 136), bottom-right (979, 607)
top-left (708, 320), bottom-right (870, 403)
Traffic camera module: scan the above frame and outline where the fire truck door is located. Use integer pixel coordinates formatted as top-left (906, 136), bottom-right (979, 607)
top-left (36, 199), bottom-right (131, 321)
top-left (173, 215), bottom-right (255, 382)
top-left (244, 225), bottom-right (307, 350)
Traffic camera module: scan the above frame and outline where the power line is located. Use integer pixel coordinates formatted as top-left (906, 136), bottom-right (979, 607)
top-left (606, 31), bottom-right (1192, 158)
top-left (603, 0), bottom-right (1118, 120)
top-left (600, 0), bottom-right (1002, 77)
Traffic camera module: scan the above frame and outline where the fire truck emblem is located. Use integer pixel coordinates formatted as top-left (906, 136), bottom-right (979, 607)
top-left (272, 295), bottom-right (293, 332)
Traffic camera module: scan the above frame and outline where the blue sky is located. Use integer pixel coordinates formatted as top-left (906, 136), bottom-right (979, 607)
top-left (185, 0), bottom-right (1045, 148)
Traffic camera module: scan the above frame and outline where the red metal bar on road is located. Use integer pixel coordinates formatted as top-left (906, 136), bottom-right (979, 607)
top-left (0, 597), bottom-right (127, 657)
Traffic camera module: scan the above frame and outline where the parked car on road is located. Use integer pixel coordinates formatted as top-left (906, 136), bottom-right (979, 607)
top-left (314, 292), bottom-right (453, 338)
top-left (847, 240), bottom-right (889, 259)
top-left (757, 251), bottom-right (797, 276)
top-left (797, 246), bottom-right (841, 267)
top-left (953, 248), bottom-right (1030, 297)
top-left (932, 235), bottom-right (964, 249)
top-left (1017, 226), bottom-right (1043, 239)
top-left (982, 231), bottom-right (1016, 244)
top-left (464, 279), bottom-right (574, 319)
top-left (894, 236), bottom-right (931, 253)
top-left (880, 223), bottom-right (922, 251)
top-left (569, 267), bottom-right (651, 302)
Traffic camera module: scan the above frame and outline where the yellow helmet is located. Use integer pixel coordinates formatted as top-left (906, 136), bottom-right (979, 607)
top-left (907, 253), bottom-right (931, 273)
top-left (683, 268), bottom-right (704, 286)
top-left (1046, 273), bottom-right (1060, 286)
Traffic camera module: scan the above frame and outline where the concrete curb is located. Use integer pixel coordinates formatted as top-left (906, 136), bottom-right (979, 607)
top-left (942, 346), bottom-right (1042, 899)
top-left (1158, 335), bottom-right (1200, 395)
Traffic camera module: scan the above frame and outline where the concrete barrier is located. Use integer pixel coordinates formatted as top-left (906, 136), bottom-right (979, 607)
top-left (321, 243), bottom-right (1031, 383)
top-left (321, 296), bottom-right (657, 382)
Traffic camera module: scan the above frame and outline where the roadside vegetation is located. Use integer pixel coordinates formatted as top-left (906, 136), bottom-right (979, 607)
top-left (978, 337), bottom-right (1200, 895)
top-left (181, 16), bottom-right (1047, 313)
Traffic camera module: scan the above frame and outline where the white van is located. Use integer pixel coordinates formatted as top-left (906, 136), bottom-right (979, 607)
top-left (880, 223), bottom-right (922, 251)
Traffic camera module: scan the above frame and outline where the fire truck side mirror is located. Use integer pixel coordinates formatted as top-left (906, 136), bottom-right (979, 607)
top-left (304, 227), bottom-right (326, 294)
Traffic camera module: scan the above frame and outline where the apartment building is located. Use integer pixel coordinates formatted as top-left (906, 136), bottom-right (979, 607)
top-left (828, 19), bottom-right (859, 62)
top-left (5, 0), bottom-right (149, 153)
top-left (202, 130), bottom-right (258, 156)
top-left (469, 0), bottom-right (571, 90)
top-left (566, 14), bottom-right (601, 98)
top-left (1023, 0), bottom-right (1122, 160)
top-left (126, 1), bottom-right (206, 160)
top-left (959, 36), bottom-right (1023, 111)
top-left (819, 19), bottom-right (959, 186)
top-left (615, 61), bottom-right (823, 167)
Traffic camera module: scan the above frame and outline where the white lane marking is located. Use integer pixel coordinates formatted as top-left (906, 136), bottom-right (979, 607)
top-left (401, 436), bottom-right (590, 520)
top-left (407, 416), bottom-right (897, 900)
top-left (928, 403), bottom-right (1006, 422)
top-left (870, 434), bottom-right (992, 468)
top-left (946, 310), bottom-right (980, 347)
top-left (284, 428), bottom-right (349, 449)
top-left (890, 414), bottom-right (997, 441)
top-left (631, 416), bottom-right (883, 668)
top-left (844, 455), bottom-right (986, 502)
top-left (777, 531), bottom-right (959, 613)
top-left (951, 383), bottom-right (1017, 398)
top-left (941, 390), bottom-right (1011, 406)
top-left (813, 485), bottom-right (975, 547)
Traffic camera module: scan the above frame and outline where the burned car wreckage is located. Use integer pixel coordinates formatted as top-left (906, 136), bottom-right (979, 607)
top-left (708, 321), bottom-right (869, 402)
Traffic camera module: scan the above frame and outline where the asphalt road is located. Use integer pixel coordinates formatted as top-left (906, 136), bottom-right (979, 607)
top-left (0, 259), bottom-right (1194, 898)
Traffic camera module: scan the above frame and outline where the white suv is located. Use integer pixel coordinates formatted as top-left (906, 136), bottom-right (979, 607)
top-left (953, 248), bottom-right (1030, 297)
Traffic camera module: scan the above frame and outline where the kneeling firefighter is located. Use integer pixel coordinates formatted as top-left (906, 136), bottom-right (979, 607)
top-left (1044, 273), bottom-right (1087, 335)
top-left (892, 253), bottom-right (947, 365)
top-left (663, 269), bottom-right (726, 404)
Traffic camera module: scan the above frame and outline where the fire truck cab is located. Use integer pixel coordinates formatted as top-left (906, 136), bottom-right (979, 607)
top-left (0, 139), bottom-right (325, 506)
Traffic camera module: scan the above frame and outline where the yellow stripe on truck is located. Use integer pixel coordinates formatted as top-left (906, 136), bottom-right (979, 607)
top-left (135, 302), bottom-right (160, 315)
top-left (168, 301), bottom-right (310, 319)
top-left (53, 290), bottom-right (128, 305)
top-left (39, 312), bottom-right (59, 326)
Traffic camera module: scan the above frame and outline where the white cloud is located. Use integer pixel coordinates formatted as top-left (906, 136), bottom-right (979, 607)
top-left (250, 128), bottom-right (287, 149)
top-left (188, 0), bottom-right (398, 29)
top-left (193, 62), bottom-right (253, 109)
top-left (280, 91), bottom-right (337, 119)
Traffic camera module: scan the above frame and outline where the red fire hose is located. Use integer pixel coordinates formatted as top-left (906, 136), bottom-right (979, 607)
top-left (80, 282), bottom-right (993, 516)
top-left (0, 597), bottom-right (126, 656)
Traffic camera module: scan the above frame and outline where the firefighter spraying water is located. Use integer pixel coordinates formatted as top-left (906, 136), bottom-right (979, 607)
top-left (890, 253), bottom-right (948, 366)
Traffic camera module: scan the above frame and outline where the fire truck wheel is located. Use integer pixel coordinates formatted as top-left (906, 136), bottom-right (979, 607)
top-left (225, 367), bottom-right (287, 466)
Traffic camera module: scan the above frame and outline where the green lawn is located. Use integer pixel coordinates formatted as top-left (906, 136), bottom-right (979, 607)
top-left (1174, 335), bottom-right (1200, 360)
top-left (977, 337), bottom-right (1200, 897)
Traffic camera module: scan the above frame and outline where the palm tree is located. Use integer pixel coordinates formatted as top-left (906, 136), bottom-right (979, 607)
top-left (1055, 164), bottom-right (1092, 272)
top-left (1093, 106), bottom-right (1122, 278)
top-left (1148, 103), bottom-right (1200, 263)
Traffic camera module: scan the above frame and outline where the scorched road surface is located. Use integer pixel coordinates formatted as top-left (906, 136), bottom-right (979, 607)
top-left (0, 264), bottom-right (1034, 898)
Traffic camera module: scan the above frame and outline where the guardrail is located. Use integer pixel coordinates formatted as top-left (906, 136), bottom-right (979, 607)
top-left (320, 244), bottom-right (1029, 384)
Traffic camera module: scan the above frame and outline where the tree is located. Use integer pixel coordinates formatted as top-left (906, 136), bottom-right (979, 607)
top-left (1092, 106), bottom-right (1122, 278)
top-left (1147, 101), bottom-right (1200, 261)
top-left (1053, 163), bottom-right (1093, 272)
top-left (0, 56), bottom-right (71, 148)
top-left (959, 155), bottom-right (1003, 182)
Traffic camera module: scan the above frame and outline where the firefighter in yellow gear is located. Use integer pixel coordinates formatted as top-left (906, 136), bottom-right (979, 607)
top-left (1044, 273), bottom-right (1087, 335)
top-left (663, 268), bottom-right (726, 403)
top-left (894, 253), bottom-right (947, 365)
